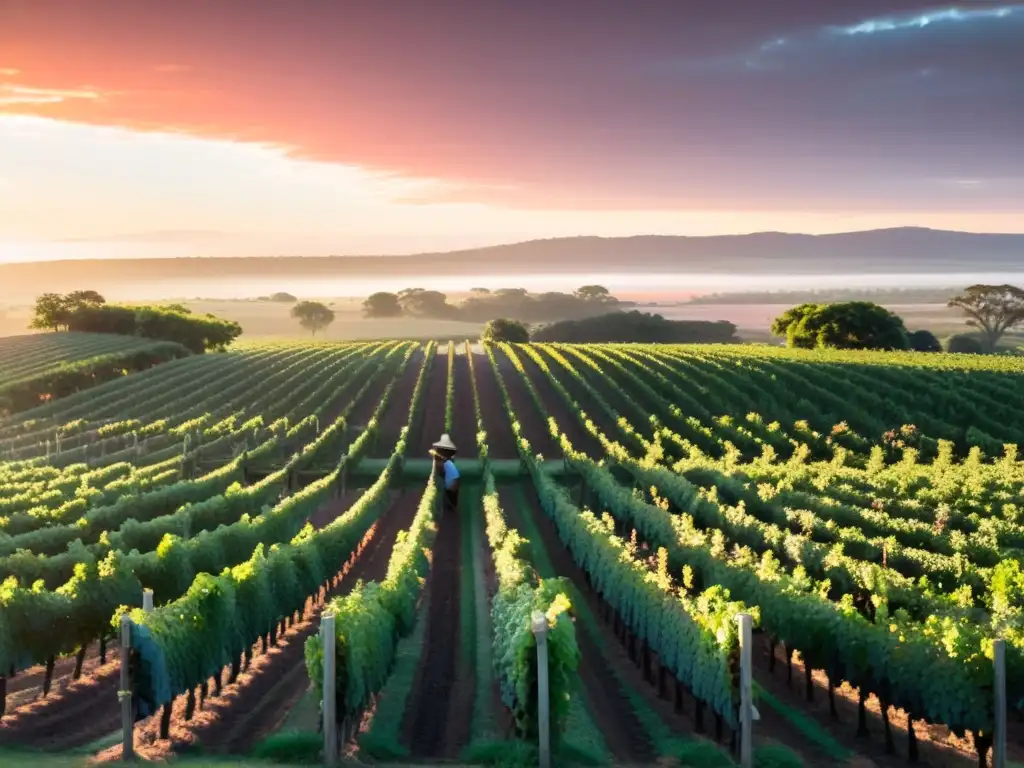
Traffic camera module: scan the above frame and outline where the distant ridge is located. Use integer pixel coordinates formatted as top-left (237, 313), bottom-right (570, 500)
top-left (1, 227), bottom-right (1022, 299)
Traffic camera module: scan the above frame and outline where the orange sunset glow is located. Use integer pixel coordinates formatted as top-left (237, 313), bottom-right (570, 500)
top-left (1, 0), bottom-right (1022, 261)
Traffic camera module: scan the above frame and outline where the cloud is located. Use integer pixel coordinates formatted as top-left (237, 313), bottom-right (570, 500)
top-left (153, 64), bottom-right (191, 74)
top-left (833, 5), bottom-right (1019, 36)
top-left (0, 84), bottom-right (103, 106)
top-left (0, 68), bottom-right (19, 77)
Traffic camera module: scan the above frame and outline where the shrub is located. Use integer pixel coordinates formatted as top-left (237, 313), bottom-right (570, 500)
top-left (771, 301), bottom-right (908, 350)
top-left (947, 333), bottom-right (984, 354)
top-left (908, 329), bottom-right (942, 352)
top-left (531, 310), bottom-right (737, 343)
top-left (252, 731), bottom-right (322, 764)
top-left (482, 318), bottom-right (530, 343)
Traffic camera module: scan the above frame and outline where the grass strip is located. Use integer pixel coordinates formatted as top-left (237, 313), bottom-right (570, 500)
top-left (468, 486), bottom-right (499, 741)
top-left (752, 682), bottom-right (852, 762)
top-left (356, 592), bottom-right (431, 760)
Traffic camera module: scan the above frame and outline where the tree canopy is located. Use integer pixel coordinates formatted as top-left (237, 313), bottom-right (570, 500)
top-left (948, 284), bottom-right (1024, 352)
top-left (574, 285), bottom-right (613, 303)
top-left (481, 318), bottom-right (530, 343)
top-left (531, 311), bottom-right (738, 343)
top-left (290, 301), bottom-right (335, 336)
top-left (30, 290), bottom-right (106, 332)
top-left (771, 301), bottom-right (909, 350)
top-left (61, 302), bottom-right (241, 353)
top-left (908, 329), bottom-right (942, 353)
top-left (947, 333), bottom-right (984, 355)
top-left (362, 292), bottom-right (403, 318)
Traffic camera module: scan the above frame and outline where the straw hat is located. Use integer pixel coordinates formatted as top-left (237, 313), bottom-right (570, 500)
top-left (431, 434), bottom-right (457, 453)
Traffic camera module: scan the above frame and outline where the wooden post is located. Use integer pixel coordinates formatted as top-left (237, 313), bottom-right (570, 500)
top-left (738, 613), bottom-right (753, 768)
top-left (120, 614), bottom-right (134, 760)
top-left (322, 614), bottom-right (337, 767)
top-left (995, 638), bottom-right (1007, 768)
top-left (532, 611), bottom-right (551, 768)
top-left (143, 589), bottom-right (154, 612)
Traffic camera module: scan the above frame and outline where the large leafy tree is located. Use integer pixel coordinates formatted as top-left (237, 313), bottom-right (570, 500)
top-left (481, 318), bottom-right (530, 343)
top-left (771, 301), bottom-right (909, 350)
top-left (30, 293), bottom-right (72, 332)
top-left (948, 284), bottom-right (1024, 352)
top-left (29, 290), bottom-right (106, 332)
top-left (290, 300), bottom-right (335, 336)
top-left (362, 292), bottom-right (402, 318)
top-left (574, 285), bottom-right (613, 303)
top-left (908, 329), bottom-right (942, 353)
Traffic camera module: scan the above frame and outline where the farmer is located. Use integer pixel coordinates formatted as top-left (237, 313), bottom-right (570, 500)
top-left (430, 433), bottom-right (460, 513)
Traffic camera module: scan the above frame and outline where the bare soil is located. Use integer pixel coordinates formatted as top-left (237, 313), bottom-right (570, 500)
top-left (0, 659), bottom-right (120, 752)
top-left (2, 640), bottom-right (107, 713)
top-left (414, 350), bottom-right (447, 456)
top-left (753, 636), bottom-right (1010, 768)
top-left (372, 349), bottom-right (424, 457)
top-left (450, 351), bottom-right (478, 456)
top-left (491, 350), bottom-right (561, 459)
top-left (401, 491), bottom-right (474, 759)
top-left (529, 347), bottom-right (621, 452)
top-left (515, 348), bottom-right (603, 458)
top-left (472, 351), bottom-right (519, 460)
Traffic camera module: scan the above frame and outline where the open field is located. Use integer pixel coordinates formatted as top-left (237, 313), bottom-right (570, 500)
top-left (6, 298), bottom-right (1007, 347)
top-left (3, 338), bottom-right (1024, 766)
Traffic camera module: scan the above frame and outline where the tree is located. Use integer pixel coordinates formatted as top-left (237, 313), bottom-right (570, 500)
top-left (947, 334), bottom-right (984, 355)
top-left (908, 329), bottom-right (942, 352)
top-left (531, 311), bottom-right (737, 343)
top-left (398, 289), bottom-right (456, 318)
top-left (481, 318), bottom-right (530, 343)
top-left (30, 290), bottom-right (106, 332)
top-left (362, 292), bottom-right (403, 318)
top-left (574, 285), bottom-right (612, 303)
top-left (290, 301), bottom-right (335, 336)
top-left (269, 292), bottom-right (298, 303)
top-left (771, 302), bottom-right (909, 350)
top-left (66, 290), bottom-right (106, 309)
top-left (948, 284), bottom-right (1024, 352)
top-left (30, 293), bottom-right (72, 332)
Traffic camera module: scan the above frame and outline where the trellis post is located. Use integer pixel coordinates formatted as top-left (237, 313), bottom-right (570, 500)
top-left (995, 638), bottom-right (1007, 768)
top-left (120, 614), bottom-right (134, 760)
top-left (532, 611), bottom-right (551, 768)
top-left (738, 612), bottom-right (753, 768)
top-left (322, 613), bottom-right (337, 767)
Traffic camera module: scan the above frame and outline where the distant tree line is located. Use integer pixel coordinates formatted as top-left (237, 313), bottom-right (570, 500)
top-left (480, 311), bottom-right (739, 344)
top-left (363, 285), bottom-right (629, 323)
top-left (770, 284), bottom-right (1024, 354)
top-left (686, 287), bottom-right (961, 306)
top-left (30, 292), bottom-right (242, 353)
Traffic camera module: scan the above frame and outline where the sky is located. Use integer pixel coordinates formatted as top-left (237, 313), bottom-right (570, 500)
top-left (0, 0), bottom-right (1022, 261)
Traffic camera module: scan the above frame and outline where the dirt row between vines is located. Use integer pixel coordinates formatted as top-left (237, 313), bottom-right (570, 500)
top-left (491, 349), bottom-right (561, 459)
top-left (90, 488), bottom-right (419, 762)
top-left (414, 349), bottom-right (447, 457)
top-left (473, 351), bottom-right (518, 460)
top-left (450, 350), bottom-right (479, 457)
top-left (399, 488), bottom-right (475, 759)
top-left (371, 348), bottom-right (424, 457)
top-left (516, 347), bottom-right (602, 458)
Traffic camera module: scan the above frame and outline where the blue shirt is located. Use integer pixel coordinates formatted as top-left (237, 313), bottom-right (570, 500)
top-left (442, 459), bottom-right (460, 489)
